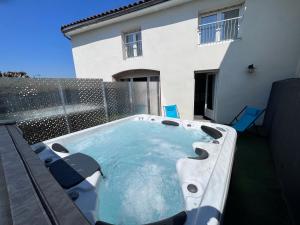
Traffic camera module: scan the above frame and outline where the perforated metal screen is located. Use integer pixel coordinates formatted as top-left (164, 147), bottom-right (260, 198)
top-left (0, 78), bottom-right (109, 143)
top-left (0, 78), bottom-right (70, 143)
top-left (0, 78), bottom-right (160, 144)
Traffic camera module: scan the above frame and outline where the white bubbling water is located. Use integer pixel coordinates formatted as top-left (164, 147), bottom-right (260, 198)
top-left (57, 119), bottom-right (212, 224)
top-left (121, 163), bottom-right (167, 224)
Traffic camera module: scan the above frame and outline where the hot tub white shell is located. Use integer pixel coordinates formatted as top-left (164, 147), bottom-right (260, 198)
top-left (34, 115), bottom-right (237, 225)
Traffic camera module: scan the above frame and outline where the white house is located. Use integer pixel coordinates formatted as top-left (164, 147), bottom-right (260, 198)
top-left (62, 0), bottom-right (300, 123)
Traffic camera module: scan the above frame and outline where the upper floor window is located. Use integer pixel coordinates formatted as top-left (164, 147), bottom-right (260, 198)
top-left (199, 7), bottom-right (242, 44)
top-left (124, 31), bottom-right (142, 58)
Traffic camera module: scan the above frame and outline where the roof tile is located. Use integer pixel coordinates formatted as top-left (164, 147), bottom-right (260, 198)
top-left (61, 0), bottom-right (170, 33)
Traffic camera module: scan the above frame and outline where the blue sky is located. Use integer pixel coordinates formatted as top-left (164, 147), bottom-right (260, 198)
top-left (0, 0), bottom-right (137, 78)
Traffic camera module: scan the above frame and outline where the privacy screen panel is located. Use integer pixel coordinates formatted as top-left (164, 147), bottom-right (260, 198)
top-left (59, 79), bottom-right (107, 132)
top-left (104, 82), bottom-right (132, 121)
top-left (0, 78), bottom-right (107, 144)
top-left (0, 78), bottom-right (160, 144)
top-left (0, 78), bottom-right (69, 143)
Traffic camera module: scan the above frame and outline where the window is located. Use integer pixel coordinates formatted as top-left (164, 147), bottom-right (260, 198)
top-left (133, 77), bottom-right (147, 82)
top-left (118, 76), bottom-right (159, 82)
top-left (124, 31), bottom-right (142, 58)
top-left (119, 78), bottom-right (130, 82)
top-left (150, 76), bottom-right (160, 82)
top-left (199, 7), bottom-right (241, 44)
top-left (200, 14), bottom-right (218, 44)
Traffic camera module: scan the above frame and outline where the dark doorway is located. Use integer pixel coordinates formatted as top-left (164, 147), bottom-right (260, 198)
top-left (207, 75), bottom-right (215, 110)
top-left (194, 72), bottom-right (216, 119)
top-left (194, 74), bottom-right (206, 116)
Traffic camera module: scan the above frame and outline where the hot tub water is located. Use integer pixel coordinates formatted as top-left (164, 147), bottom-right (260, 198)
top-left (55, 120), bottom-right (212, 224)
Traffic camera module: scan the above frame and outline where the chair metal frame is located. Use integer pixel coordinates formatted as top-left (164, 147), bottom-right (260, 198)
top-left (230, 106), bottom-right (265, 132)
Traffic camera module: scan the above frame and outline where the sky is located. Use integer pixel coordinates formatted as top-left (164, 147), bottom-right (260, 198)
top-left (0, 0), bottom-right (137, 78)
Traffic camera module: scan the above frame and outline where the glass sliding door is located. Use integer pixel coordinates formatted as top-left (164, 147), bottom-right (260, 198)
top-left (194, 72), bottom-right (217, 120)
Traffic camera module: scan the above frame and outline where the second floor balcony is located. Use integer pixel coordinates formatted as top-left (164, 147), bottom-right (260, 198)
top-left (199, 16), bottom-right (242, 45)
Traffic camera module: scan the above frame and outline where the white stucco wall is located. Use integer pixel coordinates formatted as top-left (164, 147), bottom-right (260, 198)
top-left (70, 0), bottom-right (300, 122)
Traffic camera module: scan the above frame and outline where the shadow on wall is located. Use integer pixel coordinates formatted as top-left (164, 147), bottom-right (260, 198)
top-left (215, 0), bottom-right (300, 123)
top-left (71, 0), bottom-right (300, 123)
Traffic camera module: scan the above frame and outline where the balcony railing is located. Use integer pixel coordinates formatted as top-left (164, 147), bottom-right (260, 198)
top-left (199, 16), bottom-right (242, 44)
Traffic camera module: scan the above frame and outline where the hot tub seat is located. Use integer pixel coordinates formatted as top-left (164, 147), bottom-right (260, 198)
top-left (52, 143), bottom-right (70, 153)
top-left (201, 125), bottom-right (223, 139)
top-left (161, 120), bottom-right (180, 126)
top-left (49, 153), bottom-right (100, 189)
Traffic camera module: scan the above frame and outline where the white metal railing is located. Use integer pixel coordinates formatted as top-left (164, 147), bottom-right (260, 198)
top-left (199, 16), bottom-right (242, 44)
top-left (125, 40), bottom-right (143, 58)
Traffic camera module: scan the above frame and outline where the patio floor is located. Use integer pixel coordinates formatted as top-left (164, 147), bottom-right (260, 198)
top-left (223, 132), bottom-right (293, 225)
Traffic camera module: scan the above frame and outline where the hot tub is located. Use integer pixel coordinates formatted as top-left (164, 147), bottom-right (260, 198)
top-left (33, 115), bottom-right (237, 225)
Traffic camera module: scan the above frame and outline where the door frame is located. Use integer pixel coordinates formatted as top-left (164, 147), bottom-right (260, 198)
top-left (194, 70), bottom-right (219, 120)
top-left (204, 73), bottom-right (216, 119)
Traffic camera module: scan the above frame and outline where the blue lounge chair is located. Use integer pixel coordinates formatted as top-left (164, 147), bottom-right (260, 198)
top-left (230, 106), bottom-right (265, 133)
top-left (163, 105), bottom-right (180, 118)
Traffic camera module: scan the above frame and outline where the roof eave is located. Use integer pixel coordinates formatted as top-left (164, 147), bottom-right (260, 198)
top-left (62, 0), bottom-right (193, 38)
